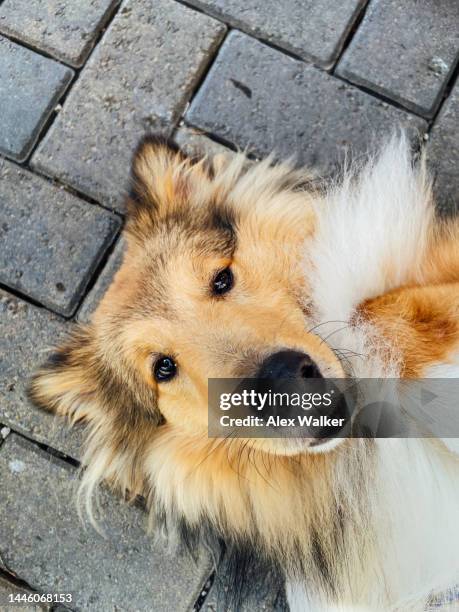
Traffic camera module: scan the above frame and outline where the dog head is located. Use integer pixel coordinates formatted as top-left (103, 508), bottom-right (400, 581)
top-left (28, 137), bottom-right (349, 491)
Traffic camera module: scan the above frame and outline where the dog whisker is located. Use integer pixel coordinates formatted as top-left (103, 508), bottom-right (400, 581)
top-left (306, 320), bottom-right (351, 335)
top-left (318, 325), bottom-right (352, 346)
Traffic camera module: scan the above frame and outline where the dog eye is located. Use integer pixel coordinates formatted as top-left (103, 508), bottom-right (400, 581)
top-left (154, 356), bottom-right (177, 382)
top-left (212, 267), bottom-right (233, 296)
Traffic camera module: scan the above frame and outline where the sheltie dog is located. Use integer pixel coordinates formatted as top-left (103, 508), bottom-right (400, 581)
top-left (29, 133), bottom-right (459, 611)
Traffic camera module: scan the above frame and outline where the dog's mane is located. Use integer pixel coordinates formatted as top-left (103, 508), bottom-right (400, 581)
top-left (146, 435), bottom-right (376, 609)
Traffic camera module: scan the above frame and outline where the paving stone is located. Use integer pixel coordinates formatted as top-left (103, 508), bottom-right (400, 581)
top-left (174, 126), bottom-right (233, 158)
top-left (0, 160), bottom-right (120, 316)
top-left (185, 0), bottom-right (365, 68)
top-left (204, 552), bottom-right (287, 611)
top-left (77, 236), bottom-right (126, 323)
top-left (0, 289), bottom-right (84, 459)
top-left (32, 0), bottom-right (226, 212)
top-left (0, 36), bottom-right (73, 162)
top-left (0, 0), bottom-right (119, 68)
top-left (428, 82), bottom-right (459, 215)
top-left (336, 0), bottom-right (459, 118)
top-left (0, 434), bottom-right (212, 611)
top-left (186, 32), bottom-right (427, 172)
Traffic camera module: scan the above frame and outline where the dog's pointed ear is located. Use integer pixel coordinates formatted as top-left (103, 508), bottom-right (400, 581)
top-left (28, 323), bottom-right (162, 498)
top-left (28, 323), bottom-right (162, 427)
top-left (127, 134), bottom-right (197, 221)
top-left (27, 324), bottom-right (104, 424)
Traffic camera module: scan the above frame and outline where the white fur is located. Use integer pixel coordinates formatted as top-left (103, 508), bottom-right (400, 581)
top-left (303, 135), bottom-right (433, 381)
top-left (288, 436), bottom-right (459, 611)
top-left (289, 136), bottom-right (459, 611)
top-left (305, 134), bottom-right (433, 328)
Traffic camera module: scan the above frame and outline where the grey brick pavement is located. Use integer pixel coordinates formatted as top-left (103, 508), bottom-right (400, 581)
top-left (77, 236), bottom-right (126, 323)
top-left (0, 434), bottom-right (212, 611)
top-left (32, 0), bottom-right (225, 212)
top-left (336, 0), bottom-right (459, 118)
top-left (428, 80), bottom-right (459, 216)
top-left (185, 0), bottom-right (365, 68)
top-left (0, 0), bottom-right (457, 609)
top-left (187, 31), bottom-right (427, 172)
top-left (174, 126), bottom-right (234, 159)
top-left (0, 36), bottom-right (73, 162)
top-left (0, 0), bottom-right (119, 68)
top-left (0, 290), bottom-right (84, 459)
top-left (0, 160), bottom-right (120, 316)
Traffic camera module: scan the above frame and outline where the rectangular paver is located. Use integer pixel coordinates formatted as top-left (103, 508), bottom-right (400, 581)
top-left (0, 159), bottom-right (120, 316)
top-left (185, 0), bottom-right (365, 68)
top-left (0, 0), bottom-right (120, 68)
top-left (32, 0), bottom-right (226, 212)
top-left (174, 126), bottom-right (233, 158)
top-left (336, 0), bottom-right (459, 118)
top-left (0, 36), bottom-right (73, 162)
top-left (0, 290), bottom-right (83, 459)
top-left (77, 236), bottom-right (126, 323)
top-left (428, 81), bottom-right (459, 215)
top-left (0, 434), bottom-right (212, 611)
top-left (186, 32), bottom-right (427, 172)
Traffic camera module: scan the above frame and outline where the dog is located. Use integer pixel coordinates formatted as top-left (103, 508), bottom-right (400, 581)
top-left (29, 134), bottom-right (459, 611)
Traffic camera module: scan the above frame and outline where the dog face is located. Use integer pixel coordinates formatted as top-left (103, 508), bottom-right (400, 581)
top-left (28, 136), bottom-right (349, 496)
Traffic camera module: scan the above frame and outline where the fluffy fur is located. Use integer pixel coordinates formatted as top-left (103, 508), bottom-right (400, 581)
top-left (28, 134), bottom-right (459, 611)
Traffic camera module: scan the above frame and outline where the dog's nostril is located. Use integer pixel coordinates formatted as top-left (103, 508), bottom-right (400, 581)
top-left (300, 362), bottom-right (322, 379)
top-left (257, 350), bottom-right (322, 379)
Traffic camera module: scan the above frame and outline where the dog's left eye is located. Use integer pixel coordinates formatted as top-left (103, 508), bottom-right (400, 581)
top-left (154, 356), bottom-right (177, 382)
top-left (212, 267), bottom-right (233, 296)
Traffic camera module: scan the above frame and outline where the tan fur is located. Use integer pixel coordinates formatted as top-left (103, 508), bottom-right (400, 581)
top-left (360, 283), bottom-right (459, 377)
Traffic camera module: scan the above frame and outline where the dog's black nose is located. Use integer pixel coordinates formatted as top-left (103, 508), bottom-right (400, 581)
top-left (257, 350), bottom-right (322, 380)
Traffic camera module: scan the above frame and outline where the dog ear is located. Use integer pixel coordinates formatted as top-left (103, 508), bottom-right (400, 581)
top-left (28, 323), bottom-right (162, 499)
top-left (128, 134), bottom-right (196, 220)
top-left (28, 324), bottom-right (111, 425)
top-left (28, 323), bottom-right (162, 428)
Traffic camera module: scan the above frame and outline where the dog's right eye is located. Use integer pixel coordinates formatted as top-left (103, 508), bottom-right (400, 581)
top-left (212, 267), bottom-right (233, 296)
top-left (154, 356), bottom-right (177, 382)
